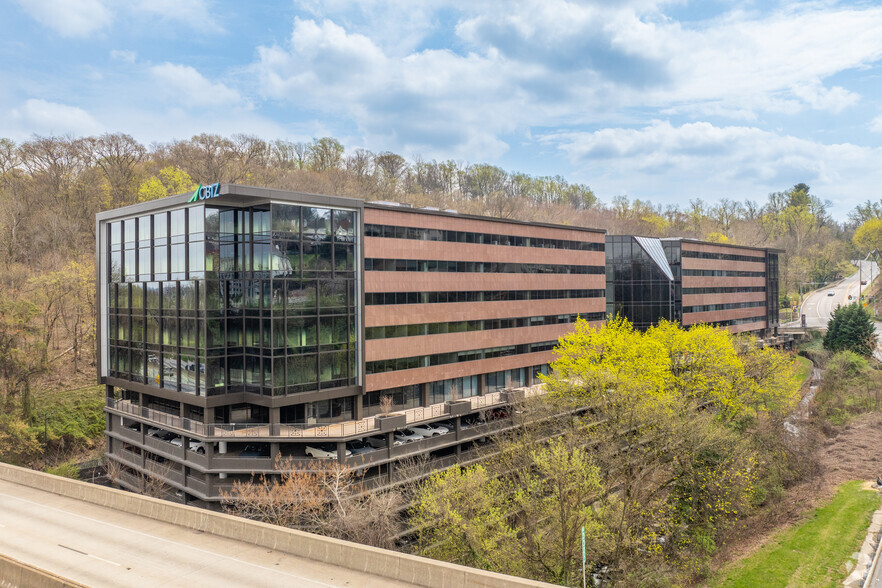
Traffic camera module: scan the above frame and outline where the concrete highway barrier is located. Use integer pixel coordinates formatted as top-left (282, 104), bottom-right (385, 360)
top-left (0, 462), bottom-right (553, 588)
top-left (0, 553), bottom-right (88, 588)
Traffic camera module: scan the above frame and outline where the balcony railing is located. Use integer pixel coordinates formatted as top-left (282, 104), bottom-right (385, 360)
top-left (106, 383), bottom-right (544, 441)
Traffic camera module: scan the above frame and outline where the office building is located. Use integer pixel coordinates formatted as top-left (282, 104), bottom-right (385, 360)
top-left (98, 185), bottom-right (606, 505)
top-left (605, 235), bottom-right (780, 335)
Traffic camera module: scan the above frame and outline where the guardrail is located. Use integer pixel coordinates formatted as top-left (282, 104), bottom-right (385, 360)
top-left (107, 383), bottom-right (545, 441)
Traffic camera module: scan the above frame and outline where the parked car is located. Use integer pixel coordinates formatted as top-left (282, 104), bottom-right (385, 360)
top-left (187, 440), bottom-right (206, 454)
top-left (365, 435), bottom-right (403, 449)
top-left (305, 443), bottom-right (351, 458)
top-left (345, 440), bottom-right (374, 455)
top-left (170, 438), bottom-right (206, 454)
top-left (239, 443), bottom-right (268, 457)
top-left (411, 423), bottom-right (449, 436)
top-left (393, 428), bottom-right (426, 443)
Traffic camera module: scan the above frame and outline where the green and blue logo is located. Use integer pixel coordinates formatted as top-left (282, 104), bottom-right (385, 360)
top-left (188, 182), bottom-right (220, 203)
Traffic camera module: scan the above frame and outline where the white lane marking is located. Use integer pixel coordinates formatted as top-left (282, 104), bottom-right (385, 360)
top-left (0, 491), bottom-right (342, 588)
top-left (88, 553), bottom-right (121, 567)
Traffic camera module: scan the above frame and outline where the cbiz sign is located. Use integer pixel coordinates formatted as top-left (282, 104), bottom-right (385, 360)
top-left (188, 183), bottom-right (221, 203)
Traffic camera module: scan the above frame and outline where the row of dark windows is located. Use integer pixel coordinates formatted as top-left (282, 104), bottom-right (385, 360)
top-left (366, 341), bottom-right (557, 375)
top-left (364, 223), bottom-right (604, 251)
top-left (109, 205), bottom-right (357, 249)
top-left (682, 286), bottom-right (766, 295)
top-left (365, 258), bottom-right (605, 275)
top-left (708, 314), bottom-right (768, 328)
top-left (109, 314), bottom-right (355, 355)
top-left (365, 289), bottom-right (604, 306)
top-left (682, 269), bottom-right (766, 278)
top-left (108, 279), bottom-right (355, 317)
top-left (108, 346), bottom-right (356, 397)
top-left (681, 249), bottom-right (766, 263)
top-left (683, 301), bottom-right (766, 314)
top-left (110, 233), bottom-right (356, 284)
top-left (365, 312), bottom-right (603, 340)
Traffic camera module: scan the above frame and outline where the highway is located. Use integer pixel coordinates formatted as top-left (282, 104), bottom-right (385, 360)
top-left (0, 477), bottom-right (408, 588)
top-left (791, 260), bottom-right (879, 329)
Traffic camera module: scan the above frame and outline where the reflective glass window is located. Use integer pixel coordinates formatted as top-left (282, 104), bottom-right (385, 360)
top-left (130, 282), bottom-right (144, 311)
top-left (138, 216), bottom-right (151, 247)
top-left (171, 244), bottom-right (186, 277)
top-left (304, 208), bottom-right (331, 237)
top-left (252, 208), bottom-right (270, 239)
top-left (180, 281), bottom-right (197, 311)
top-left (170, 209), bottom-right (186, 243)
top-left (153, 213), bottom-right (167, 242)
top-left (146, 282), bottom-right (160, 309)
top-left (287, 354), bottom-right (316, 385)
top-left (138, 248), bottom-right (151, 280)
top-left (110, 222), bottom-right (122, 249)
top-left (188, 205), bottom-right (204, 238)
top-left (189, 241), bottom-right (205, 274)
top-left (110, 251), bottom-right (122, 282)
top-left (204, 207), bottom-right (220, 241)
top-left (332, 210), bottom-right (354, 240)
top-left (153, 246), bottom-right (168, 278)
top-left (124, 219), bottom-right (136, 246)
top-left (272, 204), bottom-right (300, 236)
top-left (124, 249), bottom-right (136, 280)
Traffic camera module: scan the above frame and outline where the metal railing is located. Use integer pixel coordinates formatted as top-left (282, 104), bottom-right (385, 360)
top-left (107, 383), bottom-right (546, 441)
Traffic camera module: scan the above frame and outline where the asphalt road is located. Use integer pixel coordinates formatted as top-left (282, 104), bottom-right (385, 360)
top-left (0, 478), bottom-right (409, 588)
top-left (789, 260), bottom-right (880, 329)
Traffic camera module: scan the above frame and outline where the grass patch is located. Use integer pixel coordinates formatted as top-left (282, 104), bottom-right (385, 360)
top-left (790, 355), bottom-right (813, 389)
top-left (711, 481), bottom-right (880, 588)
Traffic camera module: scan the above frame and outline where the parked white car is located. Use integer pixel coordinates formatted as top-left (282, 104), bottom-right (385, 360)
top-left (305, 443), bottom-right (351, 458)
top-left (411, 423), bottom-right (449, 436)
top-left (187, 440), bottom-right (206, 454)
top-left (393, 428), bottom-right (426, 443)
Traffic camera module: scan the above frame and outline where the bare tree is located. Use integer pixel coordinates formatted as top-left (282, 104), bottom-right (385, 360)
top-left (89, 133), bottom-right (146, 205)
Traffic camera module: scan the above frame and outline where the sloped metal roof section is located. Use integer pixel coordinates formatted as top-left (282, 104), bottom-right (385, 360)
top-left (634, 236), bottom-right (674, 281)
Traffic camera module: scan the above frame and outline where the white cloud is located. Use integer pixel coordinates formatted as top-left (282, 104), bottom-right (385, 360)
top-left (149, 63), bottom-right (244, 108)
top-left (252, 3), bottom-right (882, 163)
top-left (255, 18), bottom-right (518, 160)
top-left (110, 50), bottom-right (137, 64)
top-left (539, 121), bottom-right (882, 215)
top-left (131, 0), bottom-right (221, 30)
top-left (8, 99), bottom-right (103, 135)
top-left (870, 115), bottom-right (882, 134)
top-left (15, 0), bottom-right (112, 38)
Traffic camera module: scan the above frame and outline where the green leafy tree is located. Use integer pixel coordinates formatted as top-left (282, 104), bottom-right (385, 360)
top-left (853, 217), bottom-right (882, 254)
top-left (413, 435), bottom-right (607, 585)
top-left (824, 303), bottom-right (877, 357)
top-left (137, 166), bottom-right (197, 202)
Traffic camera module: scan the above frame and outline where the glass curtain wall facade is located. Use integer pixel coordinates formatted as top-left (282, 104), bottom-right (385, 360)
top-left (766, 252), bottom-right (780, 328)
top-left (605, 235), bottom-right (680, 328)
top-left (104, 201), bottom-right (359, 406)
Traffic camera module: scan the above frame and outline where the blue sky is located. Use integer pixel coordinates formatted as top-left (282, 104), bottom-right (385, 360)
top-left (2, 0), bottom-right (882, 218)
